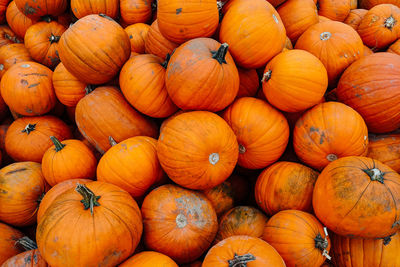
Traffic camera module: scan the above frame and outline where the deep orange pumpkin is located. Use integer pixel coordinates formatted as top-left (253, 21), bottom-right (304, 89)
top-left (119, 251), bottom-right (178, 267)
top-left (367, 134), bottom-right (400, 173)
top-left (344, 9), bottom-right (368, 30)
top-left (0, 222), bottom-right (25, 265)
top-left (71, 0), bottom-right (119, 19)
top-left (0, 25), bottom-right (21, 46)
top-left (0, 43), bottom-right (31, 78)
top-left (317, 0), bottom-right (351, 21)
top-left (14, 0), bottom-right (67, 18)
top-left (120, 0), bottom-right (153, 25)
top-left (125, 23), bottom-right (150, 54)
top-left (144, 20), bottom-right (179, 60)
top-left (6, 1), bottom-right (38, 38)
top-left (2, 249), bottom-right (48, 267)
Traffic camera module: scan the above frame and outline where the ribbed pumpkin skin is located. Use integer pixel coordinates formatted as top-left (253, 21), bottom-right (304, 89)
top-left (360, 0), bottom-right (400, 9)
top-left (0, 25), bottom-right (21, 46)
top-left (236, 67), bottom-right (259, 98)
top-left (293, 102), bottom-right (368, 170)
top-left (255, 161), bottom-right (319, 216)
top-left (37, 181), bottom-right (143, 267)
top-left (313, 156), bottom-right (400, 238)
top-left (2, 249), bottom-right (48, 267)
top-left (317, 0), bottom-right (351, 21)
top-left (203, 235), bottom-right (286, 267)
top-left (125, 23), bottom-right (149, 54)
top-left (357, 4), bottom-right (400, 50)
top-left (336, 53), bottom-right (400, 133)
top-left (388, 38), bottom-right (400, 54)
top-left (295, 21), bottom-right (363, 87)
top-left (157, 0), bottom-right (218, 44)
top-left (0, 43), bottom-right (31, 78)
top-left (75, 86), bottom-right (158, 154)
top-left (262, 49), bottom-right (328, 112)
top-left (58, 14), bottom-right (130, 84)
top-left (119, 251), bottom-right (178, 267)
top-left (120, 0), bottom-right (152, 25)
top-left (119, 54), bottom-right (178, 118)
top-left (6, 1), bottom-right (38, 38)
top-left (223, 97), bottom-right (289, 169)
top-left (367, 134), bottom-right (400, 172)
top-left (0, 222), bottom-right (24, 265)
top-left (220, 0), bottom-right (286, 68)
top-left (141, 184), bottom-right (218, 264)
top-left (144, 20), bottom-right (179, 60)
top-left (344, 9), bottom-right (368, 30)
top-left (71, 0), bottom-right (119, 19)
top-left (14, 0), bottom-right (67, 18)
top-left (263, 210), bottom-right (331, 267)
top-left (0, 162), bottom-right (48, 227)
top-left (0, 61), bottom-right (55, 116)
top-left (331, 232), bottom-right (400, 267)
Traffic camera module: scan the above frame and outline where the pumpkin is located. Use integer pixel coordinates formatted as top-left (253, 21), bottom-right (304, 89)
top-left (236, 67), bottom-right (259, 99)
top-left (119, 251), bottom-right (178, 267)
top-left (219, 0), bottom-right (286, 68)
top-left (0, 43), bottom-right (31, 78)
top-left (255, 161), bottom-right (319, 216)
top-left (0, 25), bottom-right (21, 46)
top-left (263, 210), bottom-right (331, 267)
top-left (214, 206), bottom-right (268, 244)
top-left (58, 14), bottom-right (131, 84)
top-left (97, 136), bottom-right (164, 199)
top-left (367, 134), bottom-right (400, 173)
top-left (0, 222), bottom-right (25, 265)
top-left (2, 248), bottom-right (48, 267)
top-left (75, 86), bottom-right (158, 154)
top-left (157, 111), bottom-right (238, 190)
top-left (119, 54), bottom-right (178, 118)
top-left (1, 61), bottom-right (56, 116)
top-left (71, 0), bottom-right (119, 19)
top-left (360, 0), bottom-right (400, 9)
top-left (331, 231), bottom-right (400, 267)
top-left (14, 0), bottom-right (67, 18)
top-left (203, 235), bottom-right (286, 267)
top-left (357, 4), bottom-right (400, 50)
top-left (165, 38), bottom-right (239, 112)
top-left (144, 20), bottom-right (179, 60)
top-left (6, 1), bottom-right (38, 38)
top-left (24, 21), bottom-right (66, 68)
top-left (5, 115), bottom-right (72, 163)
top-left (313, 156), bottom-right (400, 238)
top-left (295, 21), bottom-right (363, 87)
top-left (120, 0), bottom-right (153, 25)
top-left (344, 9), bottom-right (368, 30)
top-left (317, 0), bottom-right (351, 21)
top-left (141, 184), bottom-right (218, 263)
top-left (262, 49), bottom-right (328, 112)
top-left (125, 23), bottom-right (150, 54)
top-left (277, 0), bottom-right (319, 43)
top-left (157, 0), bottom-right (218, 44)
top-left (336, 52), bottom-right (400, 133)
top-left (0, 162), bottom-right (48, 226)
top-left (388, 38), bottom-right (400, 54)
top-left (222, 97), bottom-right (289, 169)
top-left (37, 182), bottom-right (143, 267)
top-left (0, 0), bottom-right (10, 23)
top-left (293, 102), bottom-right (368, 170)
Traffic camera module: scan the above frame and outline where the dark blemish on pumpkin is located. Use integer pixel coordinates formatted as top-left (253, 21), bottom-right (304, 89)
top-left (355, 93), bottom-right (362, 99)
top-left (0, 189), bottom-right (7, 194)
top-left (23, 3), bottom-right (37, 15)
top-left (5, 168), bottom-right (27, 175)
top-left (121, 143), bottom-right (127, 150)
top-left (310, 126), bottom-right (319, 133)
top-left (28, 83), bottom-right (40, 88)
top-left (100, 251), bottom-right (122, 267)
top-left (319, 132), bottom-right (326, 144)
top-left (176, 8), bottom-right (182, 14)
top-left (22, 73), bottom-right (47, 77)
top-left (21, 79), bottom-right (28, 85)
top-left (25, 107), bottom-right (33, 113)
top-left (129, 35), bottom-right (133, 39)
top-left (179, 29), bottom-right (184, 33)
top-left (33, 253), bottom-right (38, 264)
top-left (24, 255), bottom-right (32, 264)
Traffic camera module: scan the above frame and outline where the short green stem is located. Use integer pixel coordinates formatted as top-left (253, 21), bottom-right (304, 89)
top-left (75, 183), bottom-right (101, 215)
top-left (228, 253), bottom-right (256, 267)
top-left (50, 136), bottom-right (66, 152)
top-left (22, 123), bottom-right (36, 134)
top-left (16, 236), bottom-right (38, 251)
top-left (109, 136), bottom-right (117, 146)
top-left (363, 168), bottom-right (384, 184)
top-left (49, 34), bottom-right (61, 44)
top-left (211, 43), bottom-right (229, 64)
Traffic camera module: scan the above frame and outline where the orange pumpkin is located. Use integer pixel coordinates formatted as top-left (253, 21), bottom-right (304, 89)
top-left (141, 184), bottom-right (218, 263)
top-left (0, 43), bottom-right (31, 78)
top-left (220, 0), bottom-right (286, 68)
top-left (0, 25), bottom-right (21, 46)
top-left (317, 0), bottom-right (351, 21)
top-left (2, 249), bottom-right (48, 267)
top-left (263, 210), bottom-right (331, 267)
top-left (125, 23), bottom-right (150, 54)
top-left (360, 0), bottom-right (400, 9)
top-left (14, 0), bottom-right (67, 18)
top-left (344, 9), bottom-right (368, 30)
top-left (0, 222), bottom-right (25, 265)
top-left (71, 0), bottom-right (119, 19)
top-left (144, 20), bottom-right (179, 60)
top-left (313, 156), bottom-right (400, 238)
top-left (120, 0), bottom-right (153, 25)
top-left (223, 97), bottom-right (289, 169)
top-left (158, 111), bottom-right (238, 190)
top-left (119, 251), bottom-right (178, 267)
top-left (236, 67), bottom-right (259, 99)
top-left (367, 134), bottom-right (400, 173)
top-left (6, 1), bottom-right (38, 38)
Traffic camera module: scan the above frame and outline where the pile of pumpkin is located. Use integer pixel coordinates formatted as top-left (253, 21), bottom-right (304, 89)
top-left (0, 0), bottom-right (400, 266)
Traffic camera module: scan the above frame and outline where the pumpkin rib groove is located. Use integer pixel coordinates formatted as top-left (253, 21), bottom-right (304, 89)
top-left (382, 183), bottom-right (399, 226)
top-left (290, 211), bottom-right (321, 239)
top-left (341, 182), bottom-right (371, 221)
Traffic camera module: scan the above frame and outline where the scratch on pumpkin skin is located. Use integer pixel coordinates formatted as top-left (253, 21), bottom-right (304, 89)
top-left (28, 83), bottom-right (40, 88)
top-left (5, 168), bottom-right (27, 175)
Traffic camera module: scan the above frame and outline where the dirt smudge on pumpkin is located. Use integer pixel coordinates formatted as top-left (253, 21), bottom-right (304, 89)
top-left (23, 3), bottom-right (37, 15)
top-left (28, 83), bottom-right (40, 88)
top-left (5, 168), bottom-right (27, 175)
top-left (100, 250), bottom-right (123, 267)
top-left (20, 79), bottom-right (28, 85)
top-left (176, 8), bottom-right (182, 14)
top-left (22, 73), bottom-right (48, 77)
top-left (309, 126), bottom-right (319, 133)
top-left (24, 254), bottom-right (32, 264)
top-left (175, 194), bottom-right (209, 228)
top-left (319, 132), bottom-right (326, 144)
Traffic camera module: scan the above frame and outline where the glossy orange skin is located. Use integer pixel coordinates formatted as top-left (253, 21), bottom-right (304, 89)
top-left (125, 23), bottom-right (150, 54)
top-left (313, 156), bottom-right (400, 238)
top-left (0, 222), bottom-right (24, 265)
top-left (0, 25), bottom-right (21, 46)
top-left (145, 20), bottom-right (178, 60)
top-left (71, 0), bottom-right (119, 19)
top-left (278, 0), bottom-right (319, 43)
top-left (14, 0), bottom-right (67, 18)
top-left (203, 235), bottom-right (286, 267)
top-left (58, 14), bottom-right (130, 84)
top-left (75, 86), bottom-right (158, 154)
top-left (214, 206), bottom-right (268, 243)
top-left (263, 210), bottom-right (331, 267)
top-left (337, 52), bottom-right (400, 133)
top-left (2, 249), bottom-right (48, 267)
top-left (331, 232), bottom-right (400, 267)
top-left (358, 4), bottom-right (400, 50)
top-left (317, 0), bottom-right (351, 21)
top-left (141, 184), bottom-right (218, 264)
top-left (166, 38), bottom-right (239, 112)
top-left (360, 0), bottom-right (400, 9)
top-left (120, 54), bottom-right (178, 118)
top-left (119, 251), bottom-right (178, 267)
top-left (223, 97), bottom-right (289, 169)
top-left (220, 0), bottom-right (286, 68)
top-left (6, 1), bottom-right (38, 38)
top-left (158, 111), bottom-right (238, 190)
top-left (293, 102), bottom-right (368, 170)
top-left (367, 134), bottom-right (400, 173)
top-left (120, 0), bottom-right (152, 25)
top-left (0, 162), bottom-right (49, 226)
top-left (344, 9), bottom-right (368, 30)
top-left (262, 49), bottom-right (328, 112)
top-left (0, 43), bottom-right (31, 78)
top-left (236, 67), bottom-right (259, 99)
top-left (255, 161), bottom-right (319, 216)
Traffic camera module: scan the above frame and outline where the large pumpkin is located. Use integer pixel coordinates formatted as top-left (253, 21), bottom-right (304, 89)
top-left (344, 9), bottom-right (368, 30)
top-left (119, 251), bottom-right (178, 267)
top-left (263, 210), bottom-right (331, 267)
top-left (0, 222), bottom-right (25, 265)
top-left (317, 0), bottom-right (351, 21)
top-left (71, 0), bottom-right (119, 19)
top-left (2, 249), bottom-right (48, 267)
top-left (293, 102), bottom-right (368, 170)
top-left (144, 20), bottom-right (179, 60)
top-left (367, 134), bottom-right (400, 173)
top-left (37, 182), bottom-right (143, 267)
top-left (336, 52), bottom-right (400, 133)
top-left (157, 111), bottom-right (238, 190)
top-left (1, 61), bottom-right (56, 116)
top-left (125, 23), bottom-right (150, 54)
top-left (58, 14), bottom-right (130, 84)
top-left (6, 1), bottom-right (38, 38)
top-left (219, 0), bottom-right (286, 68)
top-left (120, 0), bottom-right (153, 25)
top-left (0, 43), bottom-right (31, 78)
top-left (313, 156), bottom-right (400, 238)
top-left (75, 86), bottom-right (158, 154)
top-left (141, 184), bottom-right (218, 263)
top-left (222, 97), bottom-right (289, 169)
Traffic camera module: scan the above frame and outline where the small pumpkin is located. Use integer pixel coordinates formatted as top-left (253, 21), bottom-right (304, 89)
top-left (367, 134), bottom-right (400, 173)
top-left (120, 0), bottom-right (153, 25)
top-left (125, 23), bottom-right (150, 54)
top-left (343, 9), bottom-right (368, 30)
top-left (144, 20), bottom-right (179, 60)
top-left (0, 25), bottom-right (21, 46)
top-left (71, 0), bottom-right (119, 19)
top-left (6, 1), bottom-right (38, 38)
top-left (0, 222), bottom-right (25, 265)
top-left (0, 43), bottom-right (31, 78)
top-left (236, 67), bottom-right (259, 99)
top-left (2, 248), bottom-right (48, 267)
top-left (14, 0), bottom-right (67, 18)
top-left (119, 251), bottom-right (178, 267)
top-left (317, 0), bottom-right (351, 21)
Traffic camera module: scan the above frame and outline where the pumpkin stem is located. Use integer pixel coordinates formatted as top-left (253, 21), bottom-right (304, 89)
top-left (41, 15), bottom-right (53, 23)
top-left (239, 144), bottom-right (246, 154)
top-left (99, 13), bottom-right (114, 21)
top-left (384, 15), bottom-right (397, 29)
top-left (0, 64), bottom-right (4, 71)
top-left (75, 183), bottom-right (101, 215)
top-left (85, 84), bottom-right (95, 95)
top-left (211, 43), bottom-right (229, 64)
top-left (209, 153), bottom-right (220, 165)
top-left (228, 253), bottom-right (256, 267)
top-left (320, 32), bottom-right (332, 41)
top-left (16, 236), bottom-right (38, 251)
top-left (161, 53), bottom-right (171, 69)
top-left (363, 168), bottom-right (384, 184)
top-left (50, 136), bottom-right (66, 152)
top-left (326, 154), bottom-right (338, 162)
top-left (4, 33), bottom-right (21, 44)
top-left (49, 34), bottom-right (61, 44)
top-left (22, 123), bottom-right (36, 134)
top-left (217, 1), bottom-right (224, 22)
top-left (261, 70), bottom-right (272, 83)
top-left (109, 136), bottom-right (117, 146)
top-left (315, 227), bottom-right (331, 260)
top-left (383, 233), bottom-right (396, 245)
